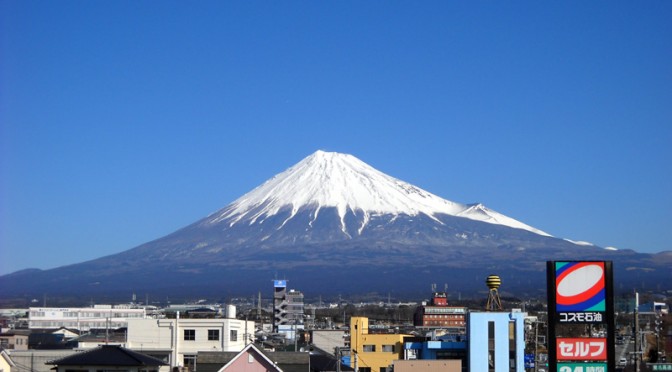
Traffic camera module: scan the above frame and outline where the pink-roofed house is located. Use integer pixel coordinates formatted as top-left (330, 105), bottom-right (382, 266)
top-left (218, 343), bottom-right (282, 372)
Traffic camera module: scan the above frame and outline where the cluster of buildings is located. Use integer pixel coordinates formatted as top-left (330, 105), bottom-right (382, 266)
top-left (337, 289), bottom-right (526, 372)
top-left (1, 304), bottom-right (254, 371)
top-left (1, 277), bottom-right (669, 372)
top-left (0, 282), bottom-right (532, 372)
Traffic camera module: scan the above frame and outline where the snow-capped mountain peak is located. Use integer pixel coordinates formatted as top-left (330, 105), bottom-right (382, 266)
top-left (209, 150), bottom-right (550, 236)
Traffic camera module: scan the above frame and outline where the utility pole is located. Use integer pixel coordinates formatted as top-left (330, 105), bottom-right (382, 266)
top-left (293, 319), bottom-right (298, 352)
top-left (245, 316), bottom-right (248, 346)
top-left (655, 316), bottom-right (662, 362)
top-left (353, 319), bottom-right (359, 372)
top-left (534, 321), bottom-right (539, 372)
top-left (634, 291), bottom-right (639, 372)
top-left (336, 348), bottom-right (341, 372)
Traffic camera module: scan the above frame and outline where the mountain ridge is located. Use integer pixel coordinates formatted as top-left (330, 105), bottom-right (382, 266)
top-left (0, 150), bottom-right (669, 304)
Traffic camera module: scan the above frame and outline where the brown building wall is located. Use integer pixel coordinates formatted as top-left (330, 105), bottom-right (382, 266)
top-left (394, 359), bottom-right (461, 372)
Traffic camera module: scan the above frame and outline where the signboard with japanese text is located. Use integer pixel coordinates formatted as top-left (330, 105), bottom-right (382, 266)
top-left (557, 362), bottom-right (607, 372)
top-left (557, 312), bottom-right (604, 323)
top-left (556, 338), bottom-right (607, 361)
top-left (555, 261), bottom-right (606, 312)
top-left (524, 354), bottom-right (535, 368)
top-left (554, 261), bottom-right (607, 323)
top-left (273, 280), bottom-right (287, 287)
top-left (547, 261), bottom-right (614, 372)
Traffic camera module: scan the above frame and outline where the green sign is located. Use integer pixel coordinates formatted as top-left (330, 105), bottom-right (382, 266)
top-left (652, 364), bottom-right (672, 371)
top-left (557, 363), bottom-right (607, 372)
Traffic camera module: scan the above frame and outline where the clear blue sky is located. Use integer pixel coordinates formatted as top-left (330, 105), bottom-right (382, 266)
top-left (1, 1), bottom-right (671, 275)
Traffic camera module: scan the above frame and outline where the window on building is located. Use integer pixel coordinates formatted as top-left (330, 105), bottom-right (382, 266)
top-left (359, 368), bottom-right (371, 372)
top-left (488, 321), bottom-right (495, 372)
top-left (509, 321), bottom-right (517, 372)
top-left (184, 329), bottom-right (195, 341)
top-left (208, 329), bottom-right (219, 341)
top-left (382, 345), bottom-right (395, 352)
top-left (183, 354), bottom-right (197, 371)
top-left (363, 344), bottom-right (376, 352)
top-left (230, 330), bottom-right (238, 342)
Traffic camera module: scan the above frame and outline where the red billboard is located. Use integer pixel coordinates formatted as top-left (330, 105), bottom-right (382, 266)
top-left (556, 338), bottom-right (607, 361)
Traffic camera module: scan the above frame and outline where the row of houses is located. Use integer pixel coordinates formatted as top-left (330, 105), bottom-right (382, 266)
top-left (2, 316), bottom-right (254, 370)
top-left (0, 343), bottom-right (335, 372)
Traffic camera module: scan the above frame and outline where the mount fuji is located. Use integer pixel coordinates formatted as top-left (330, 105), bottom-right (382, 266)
top-left (1, 151), bottom-right (670, 303)
top-left (209, 150), bottom-right (549, 238)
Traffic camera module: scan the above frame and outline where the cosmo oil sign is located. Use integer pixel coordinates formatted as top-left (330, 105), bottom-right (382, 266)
top-left (556, 261), bottom-right (605, 313)
top-left (547, 261), bottom-right (615, 372)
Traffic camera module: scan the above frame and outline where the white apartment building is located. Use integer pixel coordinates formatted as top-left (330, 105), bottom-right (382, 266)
top-left (126, 317), bottom-right (255, 370)
top-left (29, 306), bottom-right (146, 331)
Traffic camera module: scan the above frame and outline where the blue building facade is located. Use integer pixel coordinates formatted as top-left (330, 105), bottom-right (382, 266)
top-left (402, 311), bottom-right (526, 371)
top-left (468, 311), bottom-right (526, 372)
top-left (404, 338), bottom-right (467, 360)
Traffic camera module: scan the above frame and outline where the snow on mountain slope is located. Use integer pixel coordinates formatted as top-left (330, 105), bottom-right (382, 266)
top-left (563, 238), bottom-right (595, 246)
top-left (456, 203), bottom-right (550, 236)
top-left (209, 150), bottom-right (551, 236)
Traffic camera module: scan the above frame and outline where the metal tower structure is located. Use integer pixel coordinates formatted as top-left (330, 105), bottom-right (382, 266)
top-left (485, 274), bottom-right (503, 311)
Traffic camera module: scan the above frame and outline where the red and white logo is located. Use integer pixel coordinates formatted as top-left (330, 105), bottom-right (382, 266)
top-left (557, 338), bottom-right (607, 360)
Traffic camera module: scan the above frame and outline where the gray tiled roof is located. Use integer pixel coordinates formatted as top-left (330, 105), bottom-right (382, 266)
top-left (47, 345), bottom-right (167, 366)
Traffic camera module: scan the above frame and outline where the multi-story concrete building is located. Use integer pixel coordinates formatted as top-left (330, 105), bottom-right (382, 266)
top-left (467, 310), bottom-right (526, 372)
top-left (126, 316), bottom-right (255, 370)
top-left (413, 292), bottom-right (467, 329)
top-left (272, 280), bottom-right (304, 339)
top-left (311, 329), bottom-right (348, 355)
top-left (350, 317), bottom-right (411, 372)
top-left (28, 306), bottom-right (146, 331)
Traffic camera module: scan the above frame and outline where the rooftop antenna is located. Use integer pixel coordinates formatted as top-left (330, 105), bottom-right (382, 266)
top-left (431, 283), bottom-right (437, 292)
